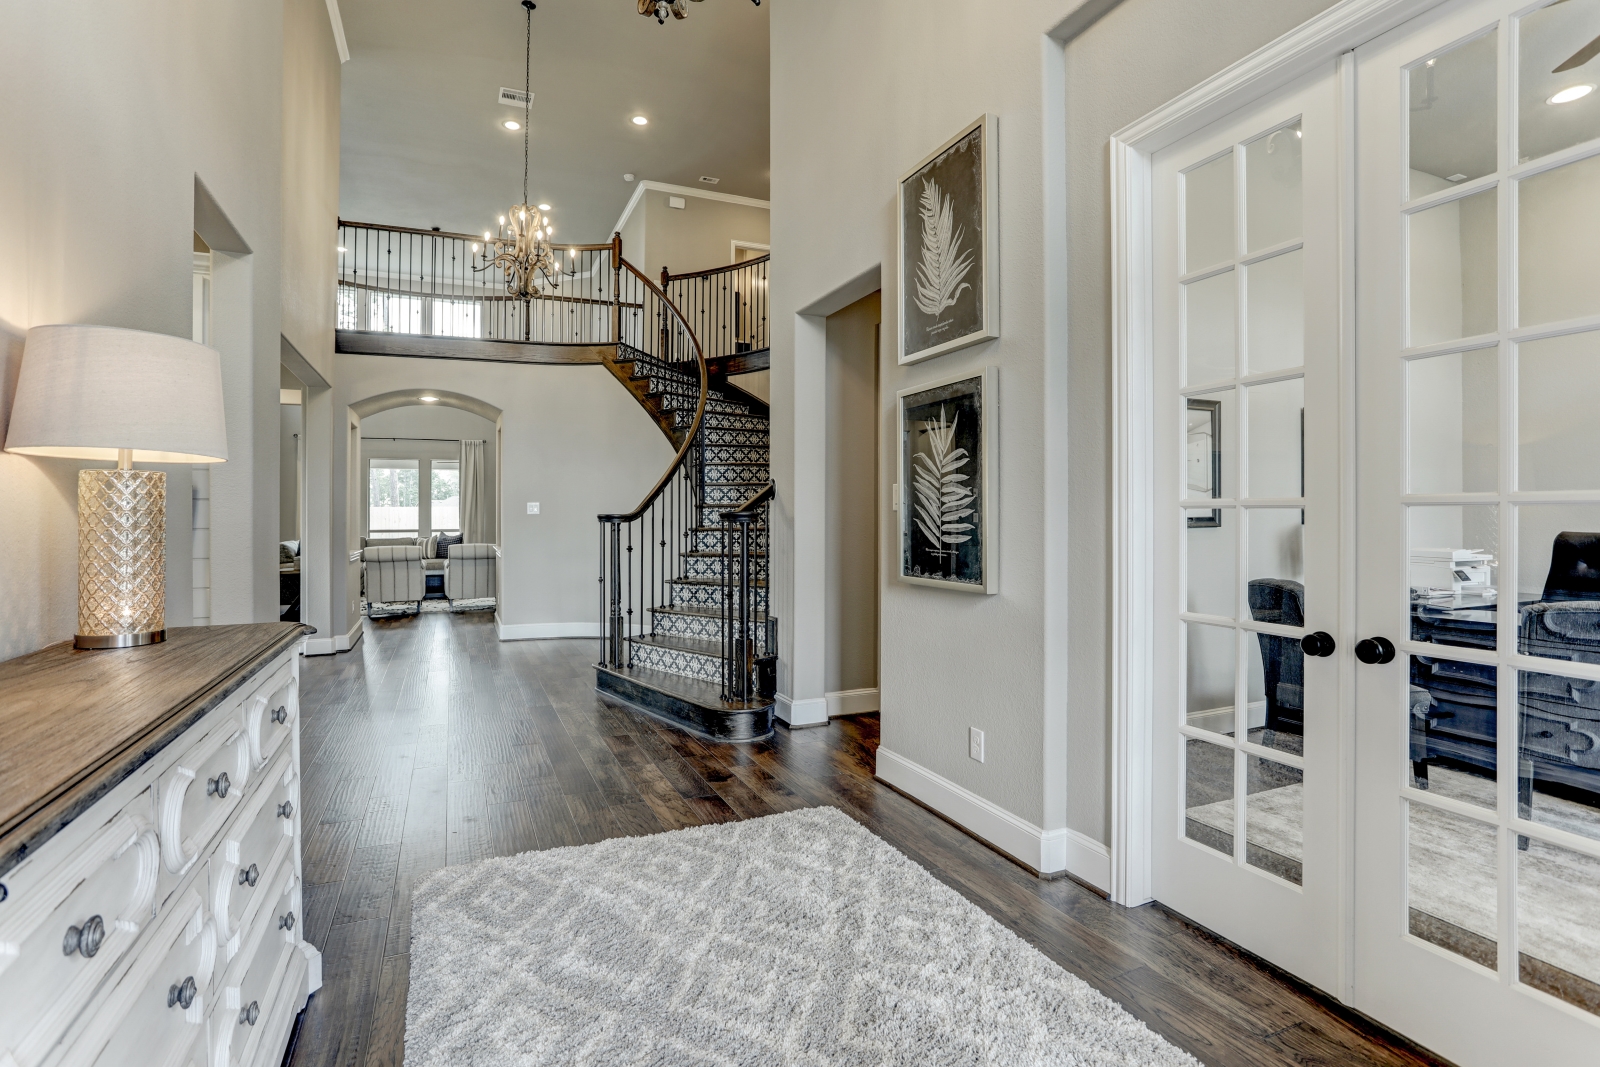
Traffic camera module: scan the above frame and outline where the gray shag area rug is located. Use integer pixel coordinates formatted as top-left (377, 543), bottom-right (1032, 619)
top-left (405, 806), bottom-right (1197, 1067)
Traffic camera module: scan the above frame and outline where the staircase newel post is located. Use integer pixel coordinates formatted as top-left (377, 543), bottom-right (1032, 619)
top-left (737, 512), bottom-right (753, 701)
top-left (608, 518), bottom-right (624, 667)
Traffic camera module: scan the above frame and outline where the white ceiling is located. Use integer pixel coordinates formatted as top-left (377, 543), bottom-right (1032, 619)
top-left (337, 0), bottom-right (769, 243)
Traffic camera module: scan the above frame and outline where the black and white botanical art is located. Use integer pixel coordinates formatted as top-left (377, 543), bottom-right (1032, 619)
top-left (901, 125), bottom-right (984, 360)
top-left (902, 376), bottom-right (984, 586)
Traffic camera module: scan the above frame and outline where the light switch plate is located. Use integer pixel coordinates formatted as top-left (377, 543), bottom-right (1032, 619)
top-left (527, 502), bottom-right (540, 515)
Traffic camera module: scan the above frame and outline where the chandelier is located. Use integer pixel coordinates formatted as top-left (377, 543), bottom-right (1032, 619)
top-left (478, 0), bottom-right (557, 313)
top-left (638, 0), bottom-right (760, 25)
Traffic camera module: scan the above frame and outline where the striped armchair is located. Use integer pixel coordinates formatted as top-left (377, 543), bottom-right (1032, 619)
top-left (446, 543), bottom-right (496, 601)
top-left (363, 545), bottom-right (425, 609)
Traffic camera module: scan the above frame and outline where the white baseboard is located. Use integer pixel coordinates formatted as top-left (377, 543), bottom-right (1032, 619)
top-left (875, 746), bottom-right (1111, 890)
top-left (303, 615), bottom-right (364, 656)
top-left (495, 616), bottom-right (601, 641)
top-left (826, 687), bottom-right (879, 718)
top-left (776, 694), bottom-right (828, 727)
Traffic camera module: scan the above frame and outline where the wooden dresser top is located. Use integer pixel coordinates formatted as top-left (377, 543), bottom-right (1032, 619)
top-left (0, 623), bottom-right (306, 876)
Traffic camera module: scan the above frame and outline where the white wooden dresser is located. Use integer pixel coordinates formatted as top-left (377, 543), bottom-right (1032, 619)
top-left (0, 624), bottom-right (320, 1067)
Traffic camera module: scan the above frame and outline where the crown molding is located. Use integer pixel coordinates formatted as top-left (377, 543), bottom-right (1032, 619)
top-left (325, 0), bottom-right (351, 63)
top-left (610, 181), bottom-right (771, 239)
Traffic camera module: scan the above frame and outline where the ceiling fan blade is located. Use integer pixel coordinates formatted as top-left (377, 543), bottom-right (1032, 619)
top-left (1554, 32), bottom-right (1600, 72)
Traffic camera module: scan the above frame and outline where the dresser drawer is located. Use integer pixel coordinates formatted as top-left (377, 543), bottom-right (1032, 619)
top-left (210, 755), bottom-right (297, 960)
top-left (244, 671), bottom-right (296, 770)
top-left (157, 713), bottom-right (251, 874)
top-left (213, 865), bottom-right (299, 1067)
top-left (61, 888), bottom-right (216, 1067)
top-left (0, 809), bottom-right (160, 1067)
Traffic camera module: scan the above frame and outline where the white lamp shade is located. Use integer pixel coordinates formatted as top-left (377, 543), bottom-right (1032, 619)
top-left (4, 324), bottom-right (228, 464)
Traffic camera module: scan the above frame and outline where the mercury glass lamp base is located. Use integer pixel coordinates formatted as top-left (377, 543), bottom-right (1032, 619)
top-left (77, 468), bottom-right (167, 649)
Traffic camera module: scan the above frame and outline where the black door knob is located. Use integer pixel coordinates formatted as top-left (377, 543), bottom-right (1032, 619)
top-left (1301, 631), bottom-right (1336, 657)
top-left (1355, 636), bottom-right (1396, 664)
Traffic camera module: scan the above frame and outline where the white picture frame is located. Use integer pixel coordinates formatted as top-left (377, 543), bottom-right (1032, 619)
top-left (897, 114), bottom-right (1000, 365)
top-left (897, 365), bottom-right (999, 593)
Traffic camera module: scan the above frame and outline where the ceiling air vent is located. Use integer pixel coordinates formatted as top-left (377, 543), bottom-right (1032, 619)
top-left (499, 87), bottom-right (533, 107)
top-left (698, 176), bottom-right (720, 185)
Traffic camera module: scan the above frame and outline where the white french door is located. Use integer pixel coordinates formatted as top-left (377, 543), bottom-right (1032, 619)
top-left (1354, 0), bottom-right (1600, 1061)
top-left (1151, 64), bottom-right (1345, 991)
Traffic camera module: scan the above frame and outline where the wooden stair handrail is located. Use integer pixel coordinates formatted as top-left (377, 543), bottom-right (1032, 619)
top-left (597, 256), bottom-right (709, 523)
top-left (661, 255), bottom-right (771, 282)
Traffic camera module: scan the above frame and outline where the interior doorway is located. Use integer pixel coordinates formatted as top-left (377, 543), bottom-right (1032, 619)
top-left (824, 291), bottom-right (882, 718)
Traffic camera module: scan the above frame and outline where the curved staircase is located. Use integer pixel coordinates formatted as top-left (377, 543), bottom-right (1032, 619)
top-left (594, 261), bottom-right (776, 742)
top-left (329, 221), bottom-right (775, 741)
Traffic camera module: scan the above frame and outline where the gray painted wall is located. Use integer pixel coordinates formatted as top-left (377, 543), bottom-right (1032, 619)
top-left (329, 355), bottom-right (671, 633)
top-left (772, 0), bottom-right (1342, 841)
top-left (0, 0), bottom-right (340, 660)
top-left (825, 292), bottom-right (880, 698)
top-left (621, 190), bottom-right (770, 280)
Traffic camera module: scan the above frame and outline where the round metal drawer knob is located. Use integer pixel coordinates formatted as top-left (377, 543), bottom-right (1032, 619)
top-left (239, 1001), bottom-right (260, 1026)
top-left (63, 914), bottom-right (105, 958)
top-left (271, 705), bottom-right (288, 725)
top-left (279, 910), bottom-right (296, 931)
top-left (207, 772), bottom-right (231, 799)
top-left (277, 801), bottom-right (294, 820)
top-left (167, 975), bottom-right (198, 1010)
top-left (238, 863), bottom-right (260, 888)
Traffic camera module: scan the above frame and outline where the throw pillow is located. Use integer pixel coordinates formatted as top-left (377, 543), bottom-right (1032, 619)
top-left (426, 532), bottom-right (440, 559)
top-left (437, 531), bottom-right (464, 557)
top-left (279, 541), bottom-right (295, 564)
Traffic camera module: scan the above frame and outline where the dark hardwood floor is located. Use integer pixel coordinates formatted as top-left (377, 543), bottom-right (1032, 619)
top-left (286, 610), bottom-right (1451, 1067)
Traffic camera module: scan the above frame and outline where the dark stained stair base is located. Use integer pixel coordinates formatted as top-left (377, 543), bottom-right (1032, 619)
top-left (594, 663), bottom-right (774, 743)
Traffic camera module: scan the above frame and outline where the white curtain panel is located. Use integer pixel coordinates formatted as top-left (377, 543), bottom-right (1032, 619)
top-left (461, 439), bottom-right (488, 544)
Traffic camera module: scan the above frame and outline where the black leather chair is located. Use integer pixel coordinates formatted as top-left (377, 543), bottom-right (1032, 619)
top-left (1247, 578), bottom-right (1304, 735)
top-left (1411, 531), bottom-right (1600, 809)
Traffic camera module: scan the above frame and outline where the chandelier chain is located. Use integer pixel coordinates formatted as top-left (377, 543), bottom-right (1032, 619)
top-left (522, 0), bottom-right (531, 206)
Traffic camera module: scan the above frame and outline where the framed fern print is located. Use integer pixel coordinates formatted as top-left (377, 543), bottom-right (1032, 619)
top-left (897, 114), bottom-right (999, 365)
top-left (897, 366), bottom-right (998, 593)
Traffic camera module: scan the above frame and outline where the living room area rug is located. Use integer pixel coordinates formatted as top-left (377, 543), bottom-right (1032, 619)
top-left (405, 806), bottom-right (1197, 1067)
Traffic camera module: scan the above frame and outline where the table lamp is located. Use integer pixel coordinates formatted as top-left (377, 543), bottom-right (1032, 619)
top-left (4, 324), bottom-right (228, 649)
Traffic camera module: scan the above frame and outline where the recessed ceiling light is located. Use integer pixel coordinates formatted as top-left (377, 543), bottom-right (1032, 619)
top-left (631, 115), bottom-right (648, 126)
top-left (1549, 84), bottom-right (1595, 105)
top-left (623, 172), bottom-right (636, 182)
top-left (503, 119), bottom-right (521, 131)
top-left (538, 203), bottom-right (551, 211)
top-left (419, 395), bottom-right (439, 403)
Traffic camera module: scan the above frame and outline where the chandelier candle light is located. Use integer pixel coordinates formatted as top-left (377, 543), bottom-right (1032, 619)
top-left (4, 325), bottom-right (228, 648)
top-left (479, 0), bottom-right (557, 339)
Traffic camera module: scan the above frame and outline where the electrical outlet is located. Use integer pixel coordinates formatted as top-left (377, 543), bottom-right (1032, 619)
top-left (527, 502), bottom-right (540, 515)
top-left (969, 727), bottom-right (985, 763)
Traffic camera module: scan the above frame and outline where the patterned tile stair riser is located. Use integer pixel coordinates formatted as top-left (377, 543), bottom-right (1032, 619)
top-left (605, 340), bottom-right (771, 707)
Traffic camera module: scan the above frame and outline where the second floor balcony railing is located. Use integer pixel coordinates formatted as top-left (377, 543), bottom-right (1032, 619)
top-left (337, 220), bottom-right (641, 347)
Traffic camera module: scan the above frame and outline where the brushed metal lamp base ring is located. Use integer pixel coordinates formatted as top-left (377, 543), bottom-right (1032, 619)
top-left (74, 630), bottom-right (166, 650)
